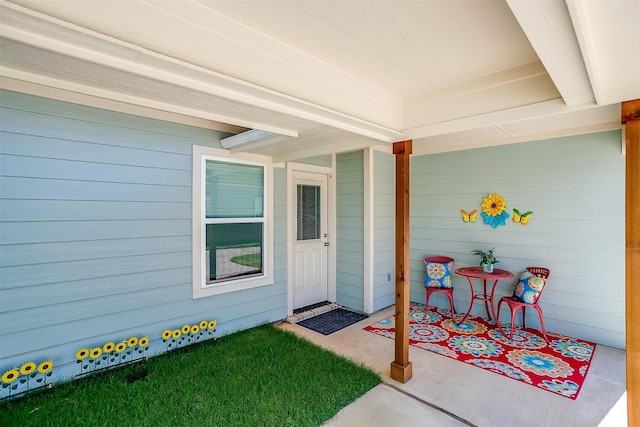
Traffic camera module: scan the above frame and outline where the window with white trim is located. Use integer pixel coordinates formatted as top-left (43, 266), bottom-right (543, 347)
top-left (192, 146), bottom-right (273, 298)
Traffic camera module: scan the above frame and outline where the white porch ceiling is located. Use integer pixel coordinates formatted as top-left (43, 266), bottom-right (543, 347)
top-left (1, 0), bottom-right (638, 160)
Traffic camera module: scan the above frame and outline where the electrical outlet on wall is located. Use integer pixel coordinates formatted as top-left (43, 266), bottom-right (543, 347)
top-left (387, 272), bottom-right (392, 282)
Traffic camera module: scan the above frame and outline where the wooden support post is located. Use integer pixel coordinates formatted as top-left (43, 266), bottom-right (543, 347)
top-left (623, 99), bottom-right (640, 427)
top-left (391, 140), bottom-right (413, 383)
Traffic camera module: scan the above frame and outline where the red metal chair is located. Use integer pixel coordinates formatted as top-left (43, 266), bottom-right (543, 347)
top-left (497, 267), bottom-right (550, 343)
top-left (424, 256), bottom-right (455, 320)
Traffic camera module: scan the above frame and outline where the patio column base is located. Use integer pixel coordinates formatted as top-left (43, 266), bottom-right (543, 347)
top-left (390, 361), bottom-right (413, 383)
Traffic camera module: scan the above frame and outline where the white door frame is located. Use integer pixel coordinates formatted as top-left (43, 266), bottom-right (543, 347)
top-left (287, 161), bottom-right (336, 316)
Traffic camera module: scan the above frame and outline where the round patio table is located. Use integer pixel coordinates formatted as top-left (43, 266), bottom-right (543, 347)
top-left (454, 266), bottom-right (514, 325)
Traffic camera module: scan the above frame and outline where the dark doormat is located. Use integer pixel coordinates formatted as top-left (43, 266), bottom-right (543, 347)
top-left (297, 308), bottom-right (368, 335)
top-left (293, 301), bottom-right (331, 315)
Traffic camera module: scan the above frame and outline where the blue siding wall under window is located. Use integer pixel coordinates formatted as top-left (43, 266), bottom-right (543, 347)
top-left (0, 90), bottom-right (288, 384)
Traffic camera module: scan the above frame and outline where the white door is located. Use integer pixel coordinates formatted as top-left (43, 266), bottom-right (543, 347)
top-left (292, 171), bottom-right (329, 309)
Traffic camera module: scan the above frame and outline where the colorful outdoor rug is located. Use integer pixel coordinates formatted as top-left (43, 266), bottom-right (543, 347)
top-left (364, 304), bottom-right (596, 400)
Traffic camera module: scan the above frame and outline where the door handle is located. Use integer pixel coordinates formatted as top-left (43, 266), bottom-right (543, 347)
top-left (323, 242), bottom-right (330, 247)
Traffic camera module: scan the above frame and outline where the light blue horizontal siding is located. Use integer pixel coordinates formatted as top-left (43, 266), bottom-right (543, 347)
top-left (273, 168), bottom-right (288, 290)
top-left (2, 288), bottom-right (287, 370)
top-left (2, 268), bottom-right (191, 310)
top-left (0, 200), bottom-right (190, 221)
top-left (336, 151), bottom-right (364, 311)
top-left (1, 220), bottom-right (189, 245)
top-left (1, 131), bottom-right (193, 170)
top-left (1, 105), bottom-right (214, 154)
top-left (373, 150), bottom-right (395, 311)
top-left (2, 152), bottom-right (191, 185)
top-left (409, 130), bottom-right (625, 348)
top-left (0, 90), bottom-right (288, 384)
top-left (1, 236), bottom-right (191, 267)
top-left (1, 176), bottom-right (190, 202)
top-left (2, 245), bottom-right (191, 291)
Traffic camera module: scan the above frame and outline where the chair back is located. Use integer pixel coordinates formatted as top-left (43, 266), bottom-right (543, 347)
top-left (527, 267), bottom-right (550, 280)
top-left (424, 256), bottom-right (454, 288)
top-left (512, 266), bottom-right (550, 304)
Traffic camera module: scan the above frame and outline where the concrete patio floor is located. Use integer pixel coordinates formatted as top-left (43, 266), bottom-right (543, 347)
top-left (277, 305), bottom-right (627, 427)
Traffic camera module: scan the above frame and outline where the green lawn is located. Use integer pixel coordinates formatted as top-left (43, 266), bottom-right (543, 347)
top-left (230, 253), bottom-right (261, 268)
top-left (0, 324), bottom-right (380, 427)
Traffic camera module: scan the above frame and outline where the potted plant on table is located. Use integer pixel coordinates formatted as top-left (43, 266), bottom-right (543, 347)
top-left (471, 247), bottom-right (500, 273)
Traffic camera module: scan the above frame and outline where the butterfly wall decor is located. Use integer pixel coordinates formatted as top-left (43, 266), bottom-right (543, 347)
top-left (512, 208), bottom-right (533, 225)
top-left (460, 209), bottom-right (477, 223)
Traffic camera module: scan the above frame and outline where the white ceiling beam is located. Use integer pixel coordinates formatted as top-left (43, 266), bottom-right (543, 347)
top-left (413, 120), bottom-right (621, 156)
top-left (271, 135), bottom-right (381, 164)
top-left (403, 98), bottom-right (600, 141)
top-left (221, 130), bottom-right (278, 149)
top-left (0, 2), bottom-right (403, 143)
top-left (0, 76), bottom-right (247, 135)
top-left (507, 0), bottom-right (594, 106)
top-left (0, 66), bottom-right (304, 137)
top-left (403, 62), bottom-right (559, 130)
top-left (566, 0), bottom-right (640, 105)
top-left (220, 129), bottom-right (296, 154)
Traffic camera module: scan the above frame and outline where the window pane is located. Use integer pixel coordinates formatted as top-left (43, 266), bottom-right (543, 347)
top-left (206, 223), bottom-right (263, 282)
top-left (206, 160), bottom-right (264, 218)
top-left (297, 184), bottom-right (320, 240)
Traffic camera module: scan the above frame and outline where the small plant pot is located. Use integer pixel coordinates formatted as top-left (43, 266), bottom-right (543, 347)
top-left (482, 263), bottom-right (494, 273)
